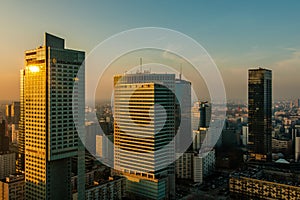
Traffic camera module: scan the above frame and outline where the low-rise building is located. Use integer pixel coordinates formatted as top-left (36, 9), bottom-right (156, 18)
top-left (0, 174), bottom-right (25, 200)
top-left (73, 176), bottom-right (126, 200)
top-left (229, 167), bottom-right (300, 199)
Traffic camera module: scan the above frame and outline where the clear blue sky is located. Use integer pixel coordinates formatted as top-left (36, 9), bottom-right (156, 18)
top-left (1, 1), bottom-right (300, 101)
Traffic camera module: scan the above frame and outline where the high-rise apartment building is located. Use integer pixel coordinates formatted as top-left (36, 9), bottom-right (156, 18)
top-left (21, 33), bottom-right (85, 199)
top-left (248, 68), bottom-right (272, 161)
top-left (113, 72), bottom-right (176, 200)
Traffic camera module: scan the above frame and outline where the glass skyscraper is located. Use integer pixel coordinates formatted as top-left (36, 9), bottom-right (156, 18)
top-left (21, 33), bottom-right (85, 199)
top-left (248, 68), bottom-right (272, 161)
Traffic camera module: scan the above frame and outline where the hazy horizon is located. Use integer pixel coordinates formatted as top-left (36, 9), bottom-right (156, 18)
top-left (1, 1), bottom-right (300, 102)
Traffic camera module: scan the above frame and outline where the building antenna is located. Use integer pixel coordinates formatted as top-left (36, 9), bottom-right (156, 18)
top-left (140, 58), bottom-right (143, 73)
top-left (179, 64), bottom-right (182, 80)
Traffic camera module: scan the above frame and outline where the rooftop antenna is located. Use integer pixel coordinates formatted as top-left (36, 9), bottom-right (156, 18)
top-left (140, 58), bottom-right (143, 73)
top-left (179, 64), bottom-right (182, 80)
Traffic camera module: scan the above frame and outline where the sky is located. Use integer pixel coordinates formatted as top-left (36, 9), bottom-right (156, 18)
top-left (1, 1), bottom-right (300, 102)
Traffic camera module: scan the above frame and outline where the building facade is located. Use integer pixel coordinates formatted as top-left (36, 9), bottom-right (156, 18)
top-left (0, 120), bottom-right (9, 152)
top-left (174, 79), bottom-right (192, 153)
top-left (22, 33), bottom-right (85, 199)
top-left (193, 150), bottom-right (215, 183)
top-left (230, 173), bottom-right (300, 199)
top-left (113, 72), bottom-right (176, 200)
top-left (248, 68), bottom-right (272, 161)
top-left (175, 152), bottom-right (193, 180)
top-left (0, 174), bottom-right (25, 200)
top-left (0, 153), bottom-right (15, 180)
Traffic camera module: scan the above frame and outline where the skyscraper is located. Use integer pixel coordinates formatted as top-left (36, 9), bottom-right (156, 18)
top-left (248, 68), bottom-right (272, 161)
top-left (17, 70), bottom-right (25, 173)
top-left (0, 120), bottom-right (9, 152)
top-left (199, 102), bottom-right (210, 129)
top-left (22, 33), bottom-right (85, 199)
top-left (113, 72), bottom-right (175, 200)
top-left (175, 78), bottom-right (192, 153)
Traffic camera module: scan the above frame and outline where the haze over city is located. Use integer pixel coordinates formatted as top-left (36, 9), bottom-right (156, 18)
top-left (1, 1), bottom-right (300, 101)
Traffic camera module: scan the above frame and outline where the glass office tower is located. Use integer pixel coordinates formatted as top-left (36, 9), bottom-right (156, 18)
top-left (248, 68), bottom-right (272, 161)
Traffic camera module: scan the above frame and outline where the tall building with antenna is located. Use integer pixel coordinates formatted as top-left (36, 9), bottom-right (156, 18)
top-left (113, 72), bottom-right (176, 200)
top-left (21, 33), bottom-right (85, 199)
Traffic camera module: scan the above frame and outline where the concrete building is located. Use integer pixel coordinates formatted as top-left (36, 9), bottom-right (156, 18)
top-left (86, 121), bottom-right (99, 155)
top-left (0, 174), bottom-right (25, 200)
top-left (95, 134), bottom-right (113, 164)
top-left (74, 176), bottom-right (126, 200)
top-left (241, 125), bottom-right (248, 146)
top-left (5, 102), bottom-right (20, 125)
top-left (175, 152), bottom-right (193, 180)
top-left (199, 102), bottom-right (211, 129)
top-left (193, 150), bottom-right (215, 183)
top-left (0, 153), bottom-right (15, 179)
top-left (248, 68), bottom-right (272, 161)
top-left (113, 72), bottom-right (176, 200)
top-left (22, 33), bottom-right (85, 199)
top-left (230, 167), bottom-right (300, 199)
top-left (272, 138), bottom-right (292, 155)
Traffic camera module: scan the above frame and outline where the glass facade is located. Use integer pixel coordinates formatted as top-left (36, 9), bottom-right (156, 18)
top-left (248, 68), bottom-right (272, 161)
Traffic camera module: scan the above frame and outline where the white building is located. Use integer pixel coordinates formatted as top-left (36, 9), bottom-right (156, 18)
top-left (241, 125), bottom-right (248, 146)
top-left (113, 73), bottom-right (176, 200)
top-left (193, 150), bottom-right (215, 183)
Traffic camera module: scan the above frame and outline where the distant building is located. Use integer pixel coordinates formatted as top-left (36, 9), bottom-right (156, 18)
top-left (96, 134), bottom-right (113, 165)
top-left (248, 68), bottom-right (272, 161)
top-left (0, 152), bottom-right (15, 179)
top-left (5, 102), bottom-right (20, 125)
top-left (0, 120), bottom-right (9, 152)
top-left (175, 78), bottom-right (192, 153)
top-left (272, 138), bottom-right (292, 156)
top-left (193, 129), bottom-right (207, 151)
top-left (241, 125), bottom-right (248, 146)
top-left (199, 102), bottom-right (211, 129)
top-left (76, 176), bottom-right (126, 200)
top-left (11, 124), bottom-right (18, 144)
top-left (176, 152), bottom-right (193, 179)
top-left (221, 128), bottom-right (239, 148)
top-left (0, 174), bottom-right (25, 200)
top-left (86, 122), bottom-right (99, 155)
top-left (193, 150), bottom-right (215, 183)
top-left (230, 167), bottom-right (300, 199)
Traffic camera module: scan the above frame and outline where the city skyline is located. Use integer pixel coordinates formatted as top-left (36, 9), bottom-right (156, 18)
top-left (1, 2), bottom-right (300, 200)
top-left (1, 1), bottom-right (300, 101)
